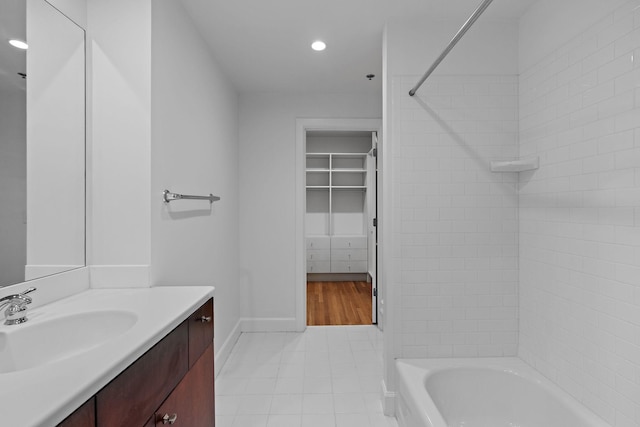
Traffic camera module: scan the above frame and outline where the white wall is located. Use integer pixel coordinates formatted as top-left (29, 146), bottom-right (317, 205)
top-left (151, 0), bottom-right (241, 367)
top-left (87, 0), bottom-right (151, 286)
top-left (383, 19), bottom-right (520, 408)
top-left (518, 1), bottom-right (640, 425)
top-left (238, 93), bottom-right (381, 329)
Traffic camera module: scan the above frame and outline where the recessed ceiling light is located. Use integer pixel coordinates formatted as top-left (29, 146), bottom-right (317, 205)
top-left (9, 39), bottom-right (28, 50)
top-left (311, 41), bottom-right (326, 51)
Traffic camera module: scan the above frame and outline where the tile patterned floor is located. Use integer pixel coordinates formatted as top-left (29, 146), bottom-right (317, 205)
top-left (215, 326), bottom-right (399, 427)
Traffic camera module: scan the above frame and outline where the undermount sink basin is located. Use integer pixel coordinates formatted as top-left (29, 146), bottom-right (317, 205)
top-left (0, 310), bottom-right (138, 374)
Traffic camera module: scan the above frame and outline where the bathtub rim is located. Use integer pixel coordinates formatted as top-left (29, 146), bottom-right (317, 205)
top-left (395, 357), bottom-right (612, 427)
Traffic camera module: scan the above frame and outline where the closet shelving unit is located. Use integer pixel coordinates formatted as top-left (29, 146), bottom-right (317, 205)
top-left (306, 152), bottom-right (368, 274)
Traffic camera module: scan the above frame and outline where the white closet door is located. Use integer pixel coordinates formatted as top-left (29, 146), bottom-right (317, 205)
top-left (367, 132), bottom-right (378, 324)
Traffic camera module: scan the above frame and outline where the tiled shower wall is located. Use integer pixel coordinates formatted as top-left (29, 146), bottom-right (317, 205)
top-left (392, 75), bottom-right (519, 358)
top-left (518, 2), bottom-right (640, 425)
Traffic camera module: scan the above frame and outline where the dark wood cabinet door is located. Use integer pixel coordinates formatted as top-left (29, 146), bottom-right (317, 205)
top-left (188, 299), bottom-right (214, 368)
top-left (57, 398), bottom-right (95, 427)
top-left (96, 321), bottom-right (189, 427)
top-left (155, 344), bottom-right (214, 427)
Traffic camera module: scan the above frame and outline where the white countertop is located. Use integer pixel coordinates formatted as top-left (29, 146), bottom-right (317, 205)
top-left (0, 286), bottom-right (214, 427)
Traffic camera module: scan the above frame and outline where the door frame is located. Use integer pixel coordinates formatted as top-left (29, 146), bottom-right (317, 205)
top-left (295, 118), bottom-right (382, 331)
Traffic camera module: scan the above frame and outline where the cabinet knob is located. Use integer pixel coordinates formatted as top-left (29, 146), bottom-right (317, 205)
top-left (198, 316), bottom-right (212, 323)
top-left (162, 413), bottom-right (178, 424)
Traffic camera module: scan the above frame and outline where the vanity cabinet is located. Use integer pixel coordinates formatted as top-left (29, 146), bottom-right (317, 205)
top-left (57, 398), bottom-right (95, 427)
top-left (56, 299), bottom-right (214, 427)
top-left (153, 345), bottom-right (214, 426)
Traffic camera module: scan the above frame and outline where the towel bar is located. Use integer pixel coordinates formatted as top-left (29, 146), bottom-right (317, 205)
top-left (163, 189), bottom-right (220, 204)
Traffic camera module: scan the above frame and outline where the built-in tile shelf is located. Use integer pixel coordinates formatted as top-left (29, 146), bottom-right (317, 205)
top-left (490, 157), bottom-right (539, 173)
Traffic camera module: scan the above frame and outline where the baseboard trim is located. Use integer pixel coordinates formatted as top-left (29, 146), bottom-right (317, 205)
top-left (381, 378), bottom-right (396, 417)
top-left (306, 273), bottom-right (368, 282)
top-left (240, 317), bottom-right (298, 332)
top-left (215, 318), bottom-right (241, 377)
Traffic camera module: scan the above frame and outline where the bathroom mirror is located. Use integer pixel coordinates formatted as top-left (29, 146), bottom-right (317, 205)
top-left (0, 0), bottom-right (85, 288)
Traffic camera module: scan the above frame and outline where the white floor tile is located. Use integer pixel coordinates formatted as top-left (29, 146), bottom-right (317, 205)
top-left (277, 363), bottom-right (305, 378)
top-left (237, 395), bottom-right (273, 415)
top-left (216, 325), bottom-right (397, 426)
top-left (302, 393), bottom-right (335, 414)
top-left (266, 414), bottom-right (302, 427)
top-left (333, 392), bottom-right (367, 414)
top-left (335, 412), bottom-right (371, 427)
top-left (245, 378), bottom-right (277, 395)
top-left (274, 377), bottom-right (304, 394)
top-left (215, 415), bottom-right (235, 427)
top-left (270, 394), bottom-right (303, 414)
top-left (303, 376), bottom-right (333, 394)
top-left (216, 377), bottom-right (248, 395)
top-left (332, 376), bottom-right (361, 393)
top-left (231, 414), bottom-right (268, 427)
top-left (301, 413), bottom-right (337, 427)
top-left (215, 395), bottom-right (241, 416)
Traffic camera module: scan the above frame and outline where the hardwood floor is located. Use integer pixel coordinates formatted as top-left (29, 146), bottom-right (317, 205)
top-left (307, 281), bottom-right (372, 326)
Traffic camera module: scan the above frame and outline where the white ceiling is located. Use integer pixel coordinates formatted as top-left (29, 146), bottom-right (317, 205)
top-left (180, 0), bottom-right (539, 95)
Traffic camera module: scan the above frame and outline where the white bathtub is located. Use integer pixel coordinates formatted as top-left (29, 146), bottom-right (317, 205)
top-left (396, 358), bottom-right (611, 427)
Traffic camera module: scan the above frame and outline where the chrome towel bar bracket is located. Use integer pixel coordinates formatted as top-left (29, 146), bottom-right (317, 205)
top-left (163, 189), bottom-right (221, 204)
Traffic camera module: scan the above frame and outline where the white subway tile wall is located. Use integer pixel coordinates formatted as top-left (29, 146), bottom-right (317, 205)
top-left (519, 1), bottom-right (640, 426)
top-left (392, 74), bottom-right (520, 359)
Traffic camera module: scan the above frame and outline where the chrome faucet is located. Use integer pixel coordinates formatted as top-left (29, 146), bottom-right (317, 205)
top-left (0, 287), bottom-right (36, 325)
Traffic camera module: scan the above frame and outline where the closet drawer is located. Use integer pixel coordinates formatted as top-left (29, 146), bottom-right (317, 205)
top-left (331, 236), bottom-right (367, 250)
top-left (307, 261), bottom-right (331, 273)
top-left (331, 249), bottom-right (367, 262)
top-left (306, 236), bottom-right (330, 250)
top-left (331, 261), bottom-right (367, 273)
top-left (307, 249), bottom-right (330, 262)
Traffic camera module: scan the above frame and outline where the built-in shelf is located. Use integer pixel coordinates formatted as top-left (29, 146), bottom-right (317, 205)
top-left (306, 151), bottom-right (369, 274)
top-left (491, 157), bottom-right (539, 173)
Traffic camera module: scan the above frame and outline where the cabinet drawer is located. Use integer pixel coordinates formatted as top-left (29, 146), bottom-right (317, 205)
top-left (154, 344), bottom-right (214, 427)
top-left (96, 321), bottom-right (189, 427)
top-left (306, 236), bottom-right (330, 250)
top-left (307, 261), bottom-right (331, 273)
top-left (330, 249), bottom-right (367, 262)
top-left (307, 249), bottom-right (330, 261)
top-left (331, 261), bottom-right (368, 273)
top-left (188, 299), bottom-right (214, 368)
top-left (331, 236), bottom-right (367, 249)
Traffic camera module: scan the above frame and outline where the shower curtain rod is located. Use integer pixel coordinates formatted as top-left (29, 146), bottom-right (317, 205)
top-left (408, 0), bottom-right (494, 96)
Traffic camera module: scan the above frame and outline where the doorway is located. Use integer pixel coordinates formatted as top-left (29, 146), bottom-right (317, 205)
top-left (295, 119), bottom-right (381, 328)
